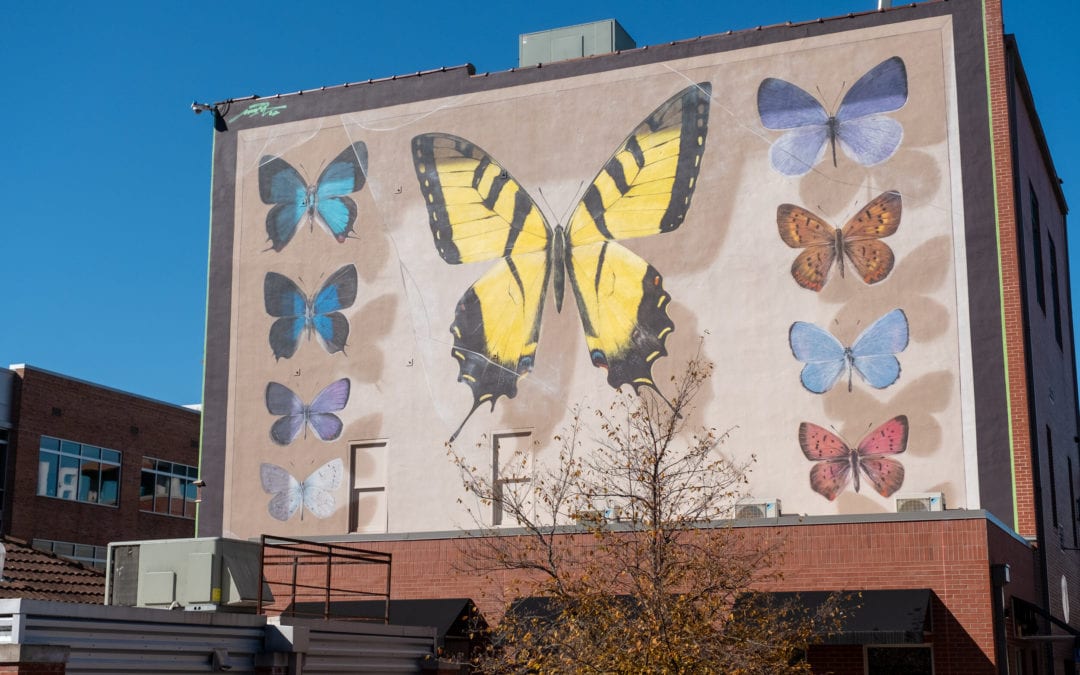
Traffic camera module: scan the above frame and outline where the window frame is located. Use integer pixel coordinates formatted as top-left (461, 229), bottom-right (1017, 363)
top-left (36, 435), bottom-right (121, 508)
top-left (139, 457), bottom-right (198, 518)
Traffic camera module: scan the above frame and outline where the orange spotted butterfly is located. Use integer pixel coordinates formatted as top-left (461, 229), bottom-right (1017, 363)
top-left (777, 190), bottom-right (901, 292)
top-left (799, 415), bottom-right (908, 500)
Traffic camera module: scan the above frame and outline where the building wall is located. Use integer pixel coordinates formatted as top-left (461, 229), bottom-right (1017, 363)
top-left (1008, 39), bottom-right (1080, 670)
top-left (5, 366), bottom-right (199, 550)
top-left (203, 0), bottom-right (1009, 543)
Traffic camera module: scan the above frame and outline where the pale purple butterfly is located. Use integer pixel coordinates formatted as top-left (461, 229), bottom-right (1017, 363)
top-left (265, 378), bottom-right (350, 445)
top-left (757, 57), bottom-right (908, 176)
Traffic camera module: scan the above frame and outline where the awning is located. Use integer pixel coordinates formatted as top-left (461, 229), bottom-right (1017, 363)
top-left (744, 589), bottom-right (932, 645)
top-left (284, 598), bottom-right (486, 639)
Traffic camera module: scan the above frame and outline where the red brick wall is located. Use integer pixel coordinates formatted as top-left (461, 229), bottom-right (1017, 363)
top-left (984, 0), bottom-right (1033, 540)
top-left (5, 367), bottom-right (200, 549)
top-left (271, 515), bottom-right (1032, 673)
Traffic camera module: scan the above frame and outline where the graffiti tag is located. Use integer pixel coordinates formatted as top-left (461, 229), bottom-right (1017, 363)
top-left (229, 102), bottom-right (288, 123)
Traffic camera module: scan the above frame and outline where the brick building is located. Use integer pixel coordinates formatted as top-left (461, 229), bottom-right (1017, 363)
top-left (197, 0), bottom-right (1077, 671)
top-left (0, 365), bottom-right (200, 568)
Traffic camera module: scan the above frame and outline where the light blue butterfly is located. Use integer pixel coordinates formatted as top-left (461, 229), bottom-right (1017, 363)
top-left (259, 142), bottom-right (368, 251)
top-left (789, 308), bottom-right (909, 394)
top-left (758, 57), bottom-right (908, 176)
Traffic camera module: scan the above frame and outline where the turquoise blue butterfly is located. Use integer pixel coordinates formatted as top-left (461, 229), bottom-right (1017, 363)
top-left (789, 309), bottom-right (909, 393)
top-left (258, 142), bottom-right (368, 251)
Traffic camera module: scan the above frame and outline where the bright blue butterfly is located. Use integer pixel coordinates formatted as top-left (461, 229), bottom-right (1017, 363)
top-left (263, 264), bottom-right (357, 360)
top-left (758, 57), bottom-right (908, 176)
top-left (789, 308), bottom-right (909, 394)
top-left (259, 142), bottom-right (368, 251)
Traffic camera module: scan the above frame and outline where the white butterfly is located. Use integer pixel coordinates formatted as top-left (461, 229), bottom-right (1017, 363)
top-left (260, 458), bottom-right (343, 521)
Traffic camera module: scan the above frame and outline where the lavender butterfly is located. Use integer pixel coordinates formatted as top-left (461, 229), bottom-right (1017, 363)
top-left (265, 378), bottom-right (350, 445)
top-left (758, 56), bottom-right (908, 176)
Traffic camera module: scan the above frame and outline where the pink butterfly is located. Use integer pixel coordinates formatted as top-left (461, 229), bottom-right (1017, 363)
top-left (799, 416), bottom-right (908, 501)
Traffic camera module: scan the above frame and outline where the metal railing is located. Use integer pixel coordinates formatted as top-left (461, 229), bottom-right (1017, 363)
top-left (258, 535), bottom-right (392, 622)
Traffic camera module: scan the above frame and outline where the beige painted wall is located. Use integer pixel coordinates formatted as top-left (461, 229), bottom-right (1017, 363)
top-left (221, 16), bottom-right (971, 538)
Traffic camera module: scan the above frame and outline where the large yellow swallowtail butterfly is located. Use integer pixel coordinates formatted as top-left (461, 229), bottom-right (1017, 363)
top-left (412, 83), bottom-right (711, 441)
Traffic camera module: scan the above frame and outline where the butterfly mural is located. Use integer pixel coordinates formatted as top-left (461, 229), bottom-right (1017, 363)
top-left (264, 264), bottom-right (357, 360)
top-left (789, 308), bottom-right (909, 394)
top-left (799, 416), bottom-right (908, 500)
top-left (778, 191), bottom-right (902, 291)
top-left (411, 84), bottom-right (711, 442)
top-left (757, 56), bottom-right (908, 176)
top-left (260, 458), bottom-right (344, 521)
top-left (259, 142), bottom-right (368, 251)
top-left (265, 378), bottom-right (350, 445)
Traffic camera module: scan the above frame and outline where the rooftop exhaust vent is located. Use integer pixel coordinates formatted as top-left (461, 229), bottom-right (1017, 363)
top-left (519, 19), bottom-right (636, 67)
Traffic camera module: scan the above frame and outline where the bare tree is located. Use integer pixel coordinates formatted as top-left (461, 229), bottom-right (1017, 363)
top-left (450, 359), bottom-right (839, 673)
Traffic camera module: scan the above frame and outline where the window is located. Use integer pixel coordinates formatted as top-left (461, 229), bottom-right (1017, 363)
top-left (37, 436), bottom-right (120, 506)
top-left (1030, 183), bottom-right (1045, 311)
top-left (1047, 427), bottom-right (1059, 531)
top-left (139, 458), bottom-right (198, 518)
top-left (1070, 457), bottom-right (1078, 547)
top-left (349, 442), bottom-right (388, 533)
top-left (492, 431), bottom-right (533, 526)
top-left (32, 538), bottom-right (108, 570)
top-left (1049, 234), bottom-right (1063, 348)
top-left (865, 645), bottom-right (933, 675)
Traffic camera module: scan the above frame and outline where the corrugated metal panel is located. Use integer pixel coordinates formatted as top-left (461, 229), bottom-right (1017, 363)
top-left (0, 599), bottom-right (263, 673)
top-left (279, 618), bottom-right (437, 674)
top-left (0, 599), bottom-right (440, 673)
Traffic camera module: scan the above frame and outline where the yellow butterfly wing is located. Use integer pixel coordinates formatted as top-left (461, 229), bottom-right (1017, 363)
top-left (412, 134), bottom-right (552, 440)
top-left (566, 83), bottom-right (711, 394)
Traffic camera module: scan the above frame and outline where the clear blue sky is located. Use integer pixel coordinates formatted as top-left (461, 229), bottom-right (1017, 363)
top-left (2, 0), bottom-right (1077, 406)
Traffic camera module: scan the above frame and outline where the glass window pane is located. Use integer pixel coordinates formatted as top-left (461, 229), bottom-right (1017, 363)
top-left (81, 445), bottom-right (100, 460)
top-left (40, 437), bottom-right (59, 451)
top-left (100, 465), bottom-right (119, 506)
top-left (158, 461), bottom-right (173, 475)
top-left (102, 449), bottom-right (121, 465)
top-left (57, 454), bottom-right (79, 500)
top-left (866, 647), bottom-right (933, 675)
top-left (188, 465), bottom-right (199, 479)
top-left (60, 440), bottom-right (80, 457)
top-left (54, 542), bottom-right (75, 557)
top-left (169, 477), bottom-right (184, 515)
top-left (140, 470), bottom-right (155, 503)
top-left (142, 457), bottom-right (154, 471)
top-left (78, 460), bottom-right (102, 503)
top-left (37, 452), bottom-right (58, 497)
top-left (156, 473), bottom-right (170, 514)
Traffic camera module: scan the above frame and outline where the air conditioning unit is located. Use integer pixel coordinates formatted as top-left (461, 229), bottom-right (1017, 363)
top-left (105, 537), bottom-right (269, 612)
top-left (895, 493), bottom-right (945, 513)
top-left (735, 499), bottom-right (781, 519)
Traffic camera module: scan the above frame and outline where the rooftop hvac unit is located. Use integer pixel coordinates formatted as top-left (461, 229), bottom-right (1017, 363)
top-left (519, 19), bottom-right (636, 67)
top-left (895, 493), bottom-right (945, 513)
top-left (105, 537), bottom-right (269, 612)
top-left (735, 499), bottom-right (781, 519)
